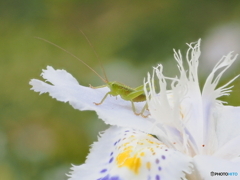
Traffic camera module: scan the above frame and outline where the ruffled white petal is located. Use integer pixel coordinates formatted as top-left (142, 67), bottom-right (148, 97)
top-left (144, 40), bottom-right (204, 155)
top-left (144, 39), bottom-right (240, 158)
top-left (68, 126), bottom-right (192, 180)
top-left (29, 66), bottom-right (154, 133)
top-left (201, 52), bottom-right (239, 154)
top-left (202, 52), bottom-right (238, 104)
top-left (193, 155), bottom-right (240, 180)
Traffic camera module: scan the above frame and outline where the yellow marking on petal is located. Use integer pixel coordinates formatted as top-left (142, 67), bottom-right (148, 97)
top-left (146, 139), bottom-right (155, 144)
top-left (140, 152), bottom-right (145, 156)
top-left (116, 148), bottom-right (132, 166)
top-left (123, 146), bottom-right (130, 151)
top-left (116, 146), bottom-right (142, 174)
top-left (146, 162), bottom-right (151, 170)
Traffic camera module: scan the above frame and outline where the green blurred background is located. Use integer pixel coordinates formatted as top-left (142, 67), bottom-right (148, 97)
top-left (1, 1), bottom-right (240, 179)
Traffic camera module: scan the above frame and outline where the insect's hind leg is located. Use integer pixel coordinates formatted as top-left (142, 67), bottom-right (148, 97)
top-left (131, 101), bottom-right (150, 118)
top-left (139, 103), bottom-right (149, 118)
top-left (94, 92), bottom-right (110, 105)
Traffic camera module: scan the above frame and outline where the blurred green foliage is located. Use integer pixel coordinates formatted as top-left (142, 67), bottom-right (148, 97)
top-left (1, 0), bottom-right (240, 179)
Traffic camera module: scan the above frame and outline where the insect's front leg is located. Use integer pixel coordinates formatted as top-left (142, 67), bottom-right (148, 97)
top-left (94, 92), bottom-right (110, 105)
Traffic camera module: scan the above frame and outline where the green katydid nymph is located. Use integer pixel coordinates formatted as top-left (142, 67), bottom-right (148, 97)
top-left (35, 37), bottom-right (149, 118)
top-left (90, 81), bottom-right (148, 118)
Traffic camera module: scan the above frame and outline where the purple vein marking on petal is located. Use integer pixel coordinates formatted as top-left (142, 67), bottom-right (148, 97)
top-left (109, 157), bottom-right (114, 163)
top-left (155, 175), bottom-right (160, 180)
top-left (100, 169), bottom-right (107, 173)
top-left (165, 149), bottom-right (168, 151)
top-left (147, 175), bottom-right (151, 180)
top-left (155, 158), bottom-right (159, 164)
top-left (110, 152), bottom-right (113, 156)
top-left (161, 155), bottom-right (166, 160)
top-left (125, 130), bottom-right (129, 132)
top-left (114, 141), bottom-right (118, 146)
top-left (110, 176), bottom-right (120, 180)
top-left (101, 175), bottom-right (109, 180)
top-left (158, 166), bottom-right (162, 171)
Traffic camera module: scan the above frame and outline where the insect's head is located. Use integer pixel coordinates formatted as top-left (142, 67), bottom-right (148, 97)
top-left (107, 81), bottom-right (115, 89)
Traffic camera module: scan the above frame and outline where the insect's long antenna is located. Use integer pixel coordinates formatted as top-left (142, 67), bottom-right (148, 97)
top-left (35, 37), bottom-right (107, 83)
top-left (79, 30), bottom-right (109, 83)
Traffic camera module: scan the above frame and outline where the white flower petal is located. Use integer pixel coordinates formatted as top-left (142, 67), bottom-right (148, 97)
top-left (42, 66), bottom-right (80, 86)
top-left (29, 66), bottom-right (154, 133)
top-left (216, 106), bottom-right (240, 148)
top-left (213, 106), bottom-right (240, 159)
top-left (213, 135), bottom-right (240, 160)
top-left (193, 155), bottom-right (240, 180)
top-left (68, 126), bottom-right (192, 180)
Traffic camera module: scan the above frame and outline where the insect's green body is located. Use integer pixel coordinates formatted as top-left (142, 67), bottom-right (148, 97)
top-left (93, 81), bottom-right (148, 117)
top-left (108, 82), bottom-right (145, 102)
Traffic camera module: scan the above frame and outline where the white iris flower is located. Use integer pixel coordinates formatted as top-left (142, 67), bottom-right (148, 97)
top-left (30, 40), bottom-right (240, 180)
